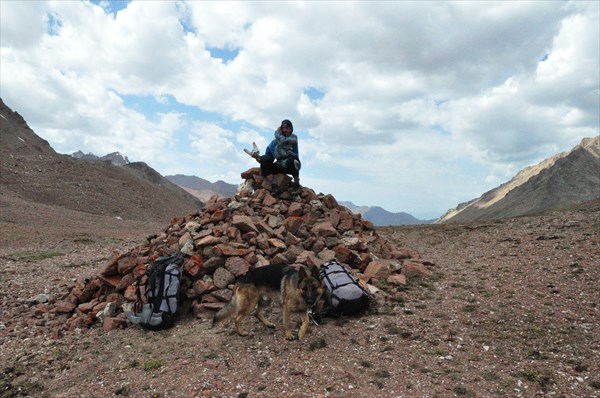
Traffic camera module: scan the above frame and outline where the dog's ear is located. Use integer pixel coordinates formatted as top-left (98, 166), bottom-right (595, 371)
top-left (310, 265), bottom-right (321, 280)
top-left (298, 265), bottom-right (309, 280)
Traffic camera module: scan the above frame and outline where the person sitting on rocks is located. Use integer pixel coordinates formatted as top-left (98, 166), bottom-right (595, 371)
top-left (247, 119), bottom-right (301, 190)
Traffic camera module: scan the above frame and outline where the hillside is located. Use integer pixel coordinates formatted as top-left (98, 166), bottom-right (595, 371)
top-left (0, 98), bottom-right (202, 223)
top-left (437, 136), bottom-right (600, 223)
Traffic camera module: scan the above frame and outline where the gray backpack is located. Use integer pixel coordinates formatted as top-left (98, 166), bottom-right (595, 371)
top-left (319, 259), bottom-right (370, 316)
top-left (127, 252), bottom-right (184, 330)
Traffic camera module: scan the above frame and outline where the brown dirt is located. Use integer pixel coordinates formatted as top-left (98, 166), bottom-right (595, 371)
top-left (1, 195), bottom-right (599, 398)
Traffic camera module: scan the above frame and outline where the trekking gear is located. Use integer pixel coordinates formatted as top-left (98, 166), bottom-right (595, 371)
top-left (319, 259), bottom-right (370, 316)
top-left (127, 252), bottom-right (185, 330)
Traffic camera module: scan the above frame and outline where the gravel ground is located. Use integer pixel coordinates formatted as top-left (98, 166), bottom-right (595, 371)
top-left (1, 198), bottom-right (599, 398)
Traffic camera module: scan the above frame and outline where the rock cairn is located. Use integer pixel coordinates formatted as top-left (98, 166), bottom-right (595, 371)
top-left (54, 169), bottom-right (433, 333)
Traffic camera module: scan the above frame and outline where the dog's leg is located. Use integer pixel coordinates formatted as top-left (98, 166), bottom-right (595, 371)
top-left (298, 310), bottom-right (310, 340)
top-left (233, 291), bottom-right (256, 337)
top-left (255, 295), bottom-right (276, 329)
top-left (282, 300), bottom-right (295, 340)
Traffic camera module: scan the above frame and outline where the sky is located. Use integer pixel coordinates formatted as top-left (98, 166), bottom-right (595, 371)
top-left (1, 1), bottom-right (598, 219)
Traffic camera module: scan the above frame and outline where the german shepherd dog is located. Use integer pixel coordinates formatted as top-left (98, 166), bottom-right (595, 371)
top-left (212, 264), bottom-right (323, 340)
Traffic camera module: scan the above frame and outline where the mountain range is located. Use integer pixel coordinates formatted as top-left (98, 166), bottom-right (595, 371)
top-left (164, 174), bottom-right (238, 202)
top-left (71, 150), bottom-right (130, 166)
top-left (338, 202), bottom-right (431, 226)
top-left (436, 136), bottom-right (599, 223)
top-left (165, 176), bottom-right (431, 225)
top-left (67, 136), bottom-right (600, 225)
top-left (0, 98), bottom-right (202, 223)
top-left (2, 96), bottom-right (597, 226)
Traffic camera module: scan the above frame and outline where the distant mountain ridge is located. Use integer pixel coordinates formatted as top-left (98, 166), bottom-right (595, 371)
top-left (72, 150), bottom-right (130, 166)
top-left (340, 201), bottom-right (430, 226)
top-left (437, 136), bottom-right (600, 223)
top-left (165, 174), bottom-right (238, 201)
top-left (165, 176), bottom-right (429, 225)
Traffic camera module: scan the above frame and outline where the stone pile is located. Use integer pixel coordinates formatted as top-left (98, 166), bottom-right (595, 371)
top-left (52, 169), bottom-right (433, 332)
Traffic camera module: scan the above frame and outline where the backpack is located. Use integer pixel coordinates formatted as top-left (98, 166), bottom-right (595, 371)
top-left (319, 259), bottom-right (370, 316)
top-left (127, 252), bottom-right (184, 330)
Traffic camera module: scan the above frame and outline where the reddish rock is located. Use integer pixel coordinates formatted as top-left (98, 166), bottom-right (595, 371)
top-left (268, 238), bottom-right (287, 250)
top-left (311, 221), bottom-right (338, 237)
top-left (106, 293), bottom-right (124, 306)
top-left (284, 216), bottom-right (304, 234)
top-left (183, 254), bottom-right (204, 279)
top-left (263, 193), bottom-right (278, 207)
top-left (360, 218), bottom-right (374, 230)
top-left (232, 215), bottom-right (259, 233)
top-left (256, 221), bottom-right (275, 235)
top-left (215, 243), bottom-right (252, 257)
top-left (76, 278), bottom-right (102, 302)
top-left (364, 260), bottom-right (395, 280)
top-left (124, 285), bottom-right (138, 301)
top-left (117, 256), bottom-right (137, 274)
top-left (321, 194), bottom-right (338, 209)
top-left (103, 316), bottom-right (127, 332)
top-left (241, 167), bottom-right (261, 179)
top-left (98, 258), bottom-right (118, 277)
top-left (132, 264), bottom-right (147, 279)
top-left (391, 248), bottom-right (414, 260)
top-left (210, 209), bottom-right (229, 223)
top-left (77, 301), bottom-right (96, 313)
top-left (96, 274), bottom-right (122, 288)
top-left (211, 288), bottom-right (233, 302)
top-left (196, 235), bottom-right (221, 246)
top-left (203, 256), bottom-right (225, 271)
top-left (329, 210), bottom-right (341, 228)
top-left (192, 302), bottom-right (223, 319)
top-left (193, 279), bottom-right (214, 296)
top-left (270, 253), bottom-right (288, 265)
top-left (179, 232), bottom-right (193, 246)
top-left (287, 202), bottom-right (304, 217)
top-left (387, 274), bottom-right (407, 286)
top-left (213, 267), bottom-right (235, 289)
top-left (116, 273), bottom-right (136, 292)
top-left (55, 301), bottom-right (76, 314)
top-left (333, 245), bottom-right (353, 264)
top-left (225, 256), bottom-right (251, 276)
top-left (296, 251), bottom-right (325, 267)
top-left (401, 261), bottom-right (432, 277)
top-left (337, 212), bottom-right (354, 231)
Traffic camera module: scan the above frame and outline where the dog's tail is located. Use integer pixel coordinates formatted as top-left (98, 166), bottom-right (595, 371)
top-left (212, 290), bottom-right (238, 327)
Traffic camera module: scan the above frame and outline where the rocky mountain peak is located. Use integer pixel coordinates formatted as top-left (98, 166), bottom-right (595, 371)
top-left (437, 136), bottom-right (600, 223)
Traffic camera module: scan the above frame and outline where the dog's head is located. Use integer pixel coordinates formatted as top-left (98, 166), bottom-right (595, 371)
top-left (297, 266), bottom-right (324, 308)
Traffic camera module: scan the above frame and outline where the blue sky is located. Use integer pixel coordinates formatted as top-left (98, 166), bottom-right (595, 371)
top-left (1, 1), bottom-right (598, 219)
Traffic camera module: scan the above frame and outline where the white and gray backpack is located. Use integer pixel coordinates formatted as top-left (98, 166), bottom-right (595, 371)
top-left (319, 259), bottom-right (370, 316)
top-left (127, 252), bottom-right (184, 330)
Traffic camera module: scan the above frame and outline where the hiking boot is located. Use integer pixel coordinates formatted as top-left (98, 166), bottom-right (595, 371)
top-left (243, 142), bottom-right (260, 161)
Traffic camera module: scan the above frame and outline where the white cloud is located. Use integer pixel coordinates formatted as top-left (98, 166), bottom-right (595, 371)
top-left (1, 0), bottom-right (598, 216)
